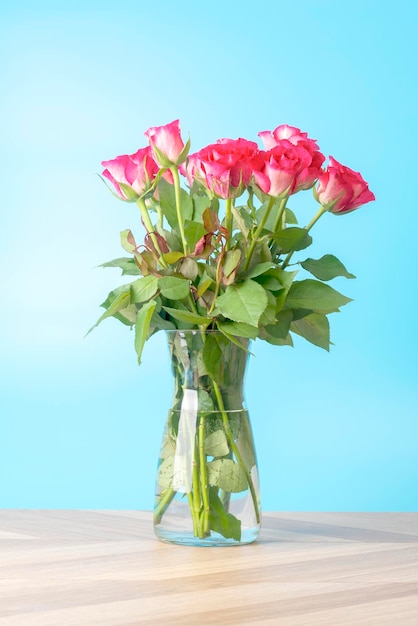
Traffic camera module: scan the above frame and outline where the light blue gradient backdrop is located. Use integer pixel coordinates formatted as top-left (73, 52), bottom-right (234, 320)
top-left (1, 1), bottom-right (417, 511)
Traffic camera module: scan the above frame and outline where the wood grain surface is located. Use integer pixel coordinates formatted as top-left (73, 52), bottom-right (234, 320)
top-left (0, 511), bottom-right (417, 625)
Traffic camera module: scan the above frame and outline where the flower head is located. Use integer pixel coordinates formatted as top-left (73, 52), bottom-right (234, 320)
top-left (257, 125), bottom-right (325, 194)
top-left (145, 119), bottom-right (188, 167)
top-left (316, 156), bottom-right (375, 214)
top-left (101, 146), bottom-right (160, 200)
top-left (184, 137), bottom-right (259, 199)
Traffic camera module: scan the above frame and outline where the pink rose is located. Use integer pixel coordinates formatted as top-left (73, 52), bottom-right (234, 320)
top-left (144, 119), bottom-right (187, 166)
top-left (101, 146), bottom-right (160, 200)
top-left (315, 156), bottom-right (375, 214)
top-left (257, 125), bottom-right (325, 194)
top-left (259, 124), bottom-right (313, 149)
top-left (253, 139), bottom-right (324, 197)
top-left (183, 138), bottom-right (259, 199)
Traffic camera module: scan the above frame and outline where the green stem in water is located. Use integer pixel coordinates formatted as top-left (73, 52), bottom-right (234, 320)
top-left (191, 454), bottom-right (204, 538)
top-left (281, 204), bottom-right (328, 270)
top-left (154, 487), bottom-right (176, 525)
top-left (198, 416), bottom-right (210, 535)
top-left (170, 166), bottom-right (188, 255)
top-left (243, 196), bottom-right (275, 271)
top-left (212, 380), bottom-right (261, 525)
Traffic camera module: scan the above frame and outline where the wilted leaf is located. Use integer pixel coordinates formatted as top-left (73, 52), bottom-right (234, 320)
top-left (120, 229), bottom-right (137, 254)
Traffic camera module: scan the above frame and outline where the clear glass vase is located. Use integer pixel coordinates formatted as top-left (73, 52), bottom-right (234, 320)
top-left (153, 330), bottom-right (261, 546)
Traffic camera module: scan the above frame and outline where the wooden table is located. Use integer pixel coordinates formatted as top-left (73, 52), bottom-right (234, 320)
top-left (0, 511), bottom-right (417, 625)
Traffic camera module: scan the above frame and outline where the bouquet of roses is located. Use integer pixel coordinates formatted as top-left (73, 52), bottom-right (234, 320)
top-left (94, 120), bottom-right (374, 358)
top-left (92, 120), bottom-right (375, 544)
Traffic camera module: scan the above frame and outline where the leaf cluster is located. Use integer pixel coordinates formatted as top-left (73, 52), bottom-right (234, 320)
top-left (93, 173), bottom-right (356, 360)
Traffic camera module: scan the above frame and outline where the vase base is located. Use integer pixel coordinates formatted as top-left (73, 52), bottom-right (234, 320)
top-left (154, 527), bottom-right (260, 547)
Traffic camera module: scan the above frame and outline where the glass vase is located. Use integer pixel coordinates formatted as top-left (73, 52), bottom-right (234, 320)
top-left (153, 330), bottom-right (261, 546)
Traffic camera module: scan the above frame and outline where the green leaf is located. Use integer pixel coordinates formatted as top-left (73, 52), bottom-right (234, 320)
top-left (216, 321), bottom-right (258, 339)
top-left (207, 459), bottom-right (248, 492)
top-left (87, 288), bottom-right (131, 335)
top-left (197, 273), bottom-right (214, 297)
top-left (157, 456), bottom-right (174, 489)
top-left (285, 207), bottom-right (298, 224)
top-left (130, 275), bottom-right (159, 303)
top-left (120, 229), bottom-right (137, 254)
top-left (241, 262), bottom-right (274, 279)
top-left (150, 312), bottom-right (176, 331)
top-left (286, 279), bottom-right (352, 313)
top-left (258, 290), bottom-right (277, 325)
top-left (259, 326), bottom-right (293, 346)
top-left (222, 249), bottom-right (241, 278)
top-left (192, 195), bottom-right (210, 223)
top-left (99, 257), bottom-right (140, 276)
top-left (179, 257), bottom-right (199, 281)
top-left (266, 309), bottom-right (293, 339)
top-left (291, 313), bottom-right (331, 351)
top-left (198, 389), bottom-right (214, 411)
top-left (163, 251), bottom-right (184, 264)
top-left (208, 487), bottom-right (241, 541)
top-left (215, 280), bottom-right (268, 327)
top-left (135, 300), bottom-right (157, 364)
top-left (159, 276), bottom-right (190, 300)
top-left (301, 254), bottom-right (356, 281)
top-left (204, 430), bottom-right (229, 457)
top-left (162, 306), bottom-right (212, 326)
top-left (184, 220), bottom-right (206, 250)
top-left (202, 333), bottom-right (228, 383)
top-left (273, 227), bottom-right (312, 252)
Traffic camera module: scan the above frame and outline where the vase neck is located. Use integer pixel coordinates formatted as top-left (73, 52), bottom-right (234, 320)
top-left (166, 331), bottom-right (250, 411)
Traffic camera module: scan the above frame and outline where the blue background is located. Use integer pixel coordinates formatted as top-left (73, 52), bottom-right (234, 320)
top-left (1, 0), bottom-right (417, 511)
